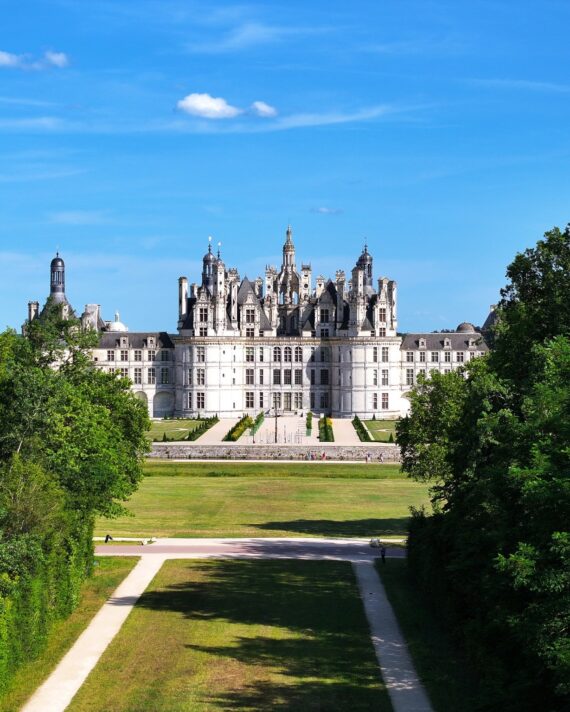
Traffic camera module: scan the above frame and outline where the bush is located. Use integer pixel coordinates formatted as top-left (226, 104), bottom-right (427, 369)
top-left (250, 412), bottom-right (264, 436)
top-left (318, 417), bottom-right (335, 442)
top-left (306, 411), bottom-right (313, 433)
top-left (186, 416), bottom-right (219, 441)
top-left (352, 415), bottom-right (371, 442)
top-left (223, 415), bottom-right (254, 442)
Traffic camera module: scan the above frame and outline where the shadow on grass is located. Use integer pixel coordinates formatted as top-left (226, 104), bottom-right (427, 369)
top-left (252, 517), bottom-right (410, 537)
top-left (136, 559), bottom-right (390, 711)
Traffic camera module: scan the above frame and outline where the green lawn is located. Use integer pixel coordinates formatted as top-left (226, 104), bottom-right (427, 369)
top-left (0, 557), bottom-right (138, 712)
top-left (68, 559), bottom-right (392, 712)
top-left (148, 419), bottom-right (205, 441)
top-left (364, 419), bottom-right (399, 442)
top-left (95, 461), bottom-right (428, 538)
top-left (376, 559), bottom-right (480, 712)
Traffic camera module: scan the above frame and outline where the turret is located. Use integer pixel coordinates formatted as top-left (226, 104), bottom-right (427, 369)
top-left (201, 237), bottom-right (215, 294)
top-left (50, 253), bottom-right (66, 303)
top-left (282, 224), bottom-right (295, 269)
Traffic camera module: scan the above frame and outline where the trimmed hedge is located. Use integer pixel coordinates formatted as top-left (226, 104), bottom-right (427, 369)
top-left (352, 415), bottom-right (372, 442)
top-left (318, 417), bottom-right (335, 442)
top-left (186, 416), bottom-right (219, 441)
top-left (250, 412), bottom-right (264, 436)
top-left (223, 414), bottom-right (254, 442)
top-left (306, 411), bottom-right (313, 434)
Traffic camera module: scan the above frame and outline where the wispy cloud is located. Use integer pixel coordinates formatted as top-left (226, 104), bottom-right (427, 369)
top-left (310, 206), bottom-right (343, 215)
top-left (251, 100), bottom-right (277, 117)
top-left (186, 21), bottom-right (330, 53)
top-left (0, 49), bottom-right (70, 70)
top-left (0, 167), bottom-right (85, 183)
top-left (0, 96), bottom-right (57, 107)
top-left (470, 78), bottom-right (570, 93)
top-left (0, 117), bottom-right (63, 130)
top-left (47, 210), bottom-right (112, 226)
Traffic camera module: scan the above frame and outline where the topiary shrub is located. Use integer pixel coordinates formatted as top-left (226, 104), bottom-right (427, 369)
top-left (352, 415), bottom-right (371, 442)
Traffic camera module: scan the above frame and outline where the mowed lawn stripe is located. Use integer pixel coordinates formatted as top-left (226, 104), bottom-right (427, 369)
top-left (67, 559), bottom-right (392, 712)
top-left (95, 472), bottom-right (429, 538)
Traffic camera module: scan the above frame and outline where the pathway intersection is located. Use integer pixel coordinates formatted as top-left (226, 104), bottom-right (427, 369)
top-left (22, 538), bottom-right (432, 712)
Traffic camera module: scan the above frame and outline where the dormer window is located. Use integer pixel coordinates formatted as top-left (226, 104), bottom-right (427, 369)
top-left (148, 337), bottom-right (155, 348)
top-left (120, 337), bottom-right (128, 348)
top-left (419, 338), bottom-right (426, 349)
top-left (444, 338), bottom-right (451, 349)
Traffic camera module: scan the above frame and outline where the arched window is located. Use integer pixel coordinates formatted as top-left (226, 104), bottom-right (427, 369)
top-left (284, 347), bottom-right (292, 362)
top-left (273, 346), bottom-right (281, 362)
top-left (294, 346), bottom-right (302, 362)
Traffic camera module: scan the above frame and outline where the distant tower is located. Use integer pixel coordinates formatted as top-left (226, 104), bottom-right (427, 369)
top-left (201, 238), bottom-right (215, 294)
top-left (50, 253), bottom-right (66, 303)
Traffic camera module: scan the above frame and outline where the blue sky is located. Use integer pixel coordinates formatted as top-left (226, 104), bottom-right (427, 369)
top-left (1, 0), bottom-right (569, 333)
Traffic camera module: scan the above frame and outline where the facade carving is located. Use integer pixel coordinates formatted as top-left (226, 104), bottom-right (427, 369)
top-left (26, 228), bottom-right (489, 419)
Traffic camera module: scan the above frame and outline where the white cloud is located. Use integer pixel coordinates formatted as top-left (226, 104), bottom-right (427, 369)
top-left (44, 51), bottom-right (69, 68)
top-left (471, 78), bottom-right (570, 93)
top-left (0, 51), bottom-right (22, 68)
top-left (251, 100), bottom-right (277, 118)
top-left (48, 210), bottom-right (111, 225)
top-left (311, 207), bottom-right (343, 215)
top-left (0, 49), bottom-right (69, 70)
top-left (187, 22), bottom-right (318, 53)
top-left (176, 92), bottom-right (242, 119)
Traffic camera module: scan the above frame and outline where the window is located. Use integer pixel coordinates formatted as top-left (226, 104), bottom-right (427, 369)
top-left (197, 368), bottom-right (205, 385)
top-left (406, 368), bottom-right (414, 386)
top-left (259, 369), bottom-right (264, 384)
top-left (444, 351), bottom-right (451, 363)
top-left (444, 368), bottom-right (451, 374)
top-left (199, 307), bottom-right (208, 322)
top-left (245, 308), bottom-right (255, 323)
top-left (310, 369), bottom-right (315, 385)
top-left (320, 308), bottom-right (330, 323)
top-left (161, 368), bottom-right (169, 384)
top-left (378, 307), bottom-right (386, 322)
top-left (294, 346), bottom-right (302, 362)
top-left (382, 393), bottom-right (389, 410)
top-left (373, 347), bottom-right (378, 362)
top-left (259, 392), bottom-right (264, 408)
top-left (259, 347), bottom-right (264, 362)
top-left (273, 347), bottom-right (281, 362)
top-left (382, 369), bottom-right (389, 386)
top-left (373, 393), bottom-right (378, 409)
top-left (187, 392), bottom-right (192, 409)
top-left (294, 369), bottom-right (302, 385)
top-left (310, 393), bottom-right (315, 409)
top-left (431, 352), bottom-right (439, 362)
top-left (321, 328), bottom-right (329, 337)
top-left (373, 369), bottom-right (378, 386)
top-left (284, 346), bottom-right (292, 362)
top-left (381, 347), bottom-right (389, 362)
top-left (456, 351), bottom-right (464, 363)
top-left (120, 350), bottom-right (128, 361)
top-left (147, 350), bottom-right (156, 361)
top-left (107, 350), bottom-right (115, 361)
top-left (284, 369), bottom-right (292, 385)
top-left (419, 351), bottom-right (426, 363)
top-left (245, 392), bottom-right (254, 408)
top-left (187, 369), bottom-right (192, 385)
top-left (273, 369), bottom-right (281, 385)
top-left (294, 393), bottom-right (303, 409)
top-left (199, 327), bottom-right (207, 337)
top-left (246, 347), bottom-right (254, 362)
top-left (246, 368), bottom-right (254, 385)
top-left (320, 347), bottom-right (330, 363)
top-left (245, 328), bottom-right (254, 338)
top-left (196, 346), bottom-right (205, 362)
top-left (320, 392), bottom-right (329, 409)
top-left (320, 369), bottom-right (329, 386)
top-left (197, 392), bottom-right (205, 409)
top-left (406, 351), bottom-right (413, 363)
top-left (273, 393), bottom-right (282, 409)
top-left (134, 350), bottom-right (142, 362)
top-left (147, 367), bottom-right (156, 384)
top-left (161, 350), bottom-right (170, 361)
top-left (134, 367), bottom-right (142, 385)
top-left (378, 328), bottom-right (386, 337)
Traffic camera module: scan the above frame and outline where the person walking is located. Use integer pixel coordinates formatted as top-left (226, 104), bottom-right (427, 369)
top-left (380, 545), bottom-right (386, 564)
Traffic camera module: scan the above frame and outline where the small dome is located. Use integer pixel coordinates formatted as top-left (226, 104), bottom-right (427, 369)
top-left (456, 322), bottom-right (476, 333)
top-left (51, 254), bottom-right (64, 270)
top-left (203, 248), bottom-right (215, 264)
top-left (357, 244), bottom-right (373, 266)
top-left (108, 311), bottom-right (128, 332)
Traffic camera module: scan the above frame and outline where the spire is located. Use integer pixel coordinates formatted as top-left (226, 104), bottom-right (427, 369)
top-left (285, 224), bottom-right (293, 245)
top-left (208, 235), bottom-right (212, 254)
top-left (217, 241), bottom-right (222, 260)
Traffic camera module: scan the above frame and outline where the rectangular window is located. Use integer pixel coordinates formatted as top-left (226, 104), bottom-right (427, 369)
top-left (310, 393), bottom-right (315, 409)
top-left (284, 369), bottom-right (292, 385)
top-left (373, 369), bottom-right (378, 386)
top-left (120, 350), bottom-right (128, 361)
top-left (197, 368), bottom-right (205, 386)
top-left (120, 368), bottom-right (129, 378)
top-left (310, 369), bottom-right (315, 385)
top-left (273, 369), bottom-right (281, 385)
top-left (378, 307), bottom-right (386, 322)
top-left (294, 369), bottom-right (302, 385)
top-left (373, 393), bottom-right (378, 409)
top-left (378, 327), bottom-right (386, 337)
top-left (196, 346), bottom-right (205, 362)
top-left (199, 307), bottom-right (208, 322)
top-left (294, 393), bottom-right (303, 409)
top-left (320, 308), bottom-right (330, 323)
top-left (161, 368), bottom-right (169, 385)
top-left (147, 350), bottom-right (156, 361)
top-left (444, 351), bottom-right (451, 363)
top-left (456, 351), bottom-right (464, 363)
top-left (245, 328), bottom-right (254, 338)
top-left (245, 308), bottom-right (255, 323)
top-left (187, 369), bottom-right (192, 385)
top-left (134, 350), bottom-right (142, 362)
top-left (259, 347), bottom-right (264, 362)
top-left (382, 393), bottom-right (389, 410)
top-left (294, 346), bottom-right (302, 362)
top-left (161, 350), bottom-right (170, 361)
top-left (444, 368), bottom-right (451, 374)
top-left (245, 392), bottom-right (254, 408)
top-left (259, 392), bottom-right (264, 408)
top-left (147, 367), bottom-right (156, 384)
top-left (273, 393), bottom-right (282, 409)
top-left (187, 392), bottom-right (192, 409)
top-left (259, 369), bottom-right (264, 385)
top-left (406, 368), bottom-right (414, 386)
top-left (246, 347), bottom-right (254, 362)
top-left (199, 327), bottom-right (207, 337)
top-left (419, 351), bottom-right (426, 363)
top-left (381, 347), bottom-right (389, 362)
top-left (431, 352), bottom-right (439, 362)
top-left (246, 368), bottom-right (254, 385)
top-left (406, 351), bottom-right (414, 362)
top-left (373, 347), bottom-right (378, 362)
top-left (134, 367), bottom-right (142, 384)
top-left (320, 392), bottom-right (329, 409)
top-left (320, 369), bottom-right (329, 386)
top-left (107, 350), bottom-right (115, 361)
top-left (197, 392), bottom-right (205, 409)
top-left (382, 369), bottom-right (389, 386)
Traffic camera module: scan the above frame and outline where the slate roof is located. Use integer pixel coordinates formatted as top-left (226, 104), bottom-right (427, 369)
top-left (98, 332), bottom-right (175, 349)
top-left (400, 331), bottom-right (489, 351)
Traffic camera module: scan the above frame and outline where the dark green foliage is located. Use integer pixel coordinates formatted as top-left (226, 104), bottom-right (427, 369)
top-left (352, 415), bottom-right (371, 442)
top-left (0, 304), bottom-right (149, 695)
top-left (306, 411), bottom-right (313, 433)
top-left (318, 417), bottom-right (334, 442)
top-left (223, 415), bottom-right (254, 441)
top-left (398, 225), bottom-right (570, 710)
top-left (162, 432), bottom-right (168, 442)
top-left (249, 412), bottom-right (264, 437)
top-left (186, 416), bottom-right (219, 441)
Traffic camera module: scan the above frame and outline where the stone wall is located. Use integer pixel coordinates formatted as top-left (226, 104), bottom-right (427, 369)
top-left (149, 442), bottom-right (401, 462)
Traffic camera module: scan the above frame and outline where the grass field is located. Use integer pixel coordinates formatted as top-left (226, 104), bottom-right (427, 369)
top-left (148, 419), bottom-right (205, 441)
top-left (68, 559), bottom-right (391, 712)
top-left (364, 419), bottom-right (399, 442)
top-left (0, 557), bottom-right (138, 712)
top-left (95, 461), bottom-right (428, 538)
top-left (377, 559), bottom-right (479, 711)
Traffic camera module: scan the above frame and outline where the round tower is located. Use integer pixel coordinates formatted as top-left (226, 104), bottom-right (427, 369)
top-left (50, 253), bottom-right (66, 303)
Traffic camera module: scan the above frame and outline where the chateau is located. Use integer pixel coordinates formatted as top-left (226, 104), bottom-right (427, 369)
top-left (27, 227), bottom-right (489, 419)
